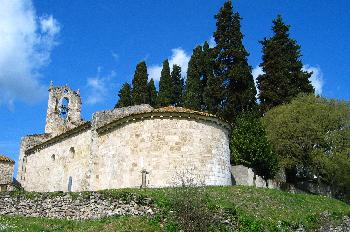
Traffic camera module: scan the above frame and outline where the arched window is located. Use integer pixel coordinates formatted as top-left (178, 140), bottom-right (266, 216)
top-left (69, 147), bottom-right (75, 159)
top-left (60, 97), bottom-right (69, 119)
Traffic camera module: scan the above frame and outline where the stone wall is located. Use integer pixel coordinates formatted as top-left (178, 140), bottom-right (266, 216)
top-left (17, 133), bottom-right (52, 182)
top-left (231, 165), bottom-right (269, 188)
top-left (21, 129), bottom-right (92, 192)
top-left (0, 162), bottom-right (14, 186)
top-left (0, 192), bottom-right (155, 220)
top-left (91, 117), bottom-right (231, 190)
top-left (18, 104), bottom-right (232, 192)
top-left (45, 85), bottom-right (84, 135)
top-left (230, 165), bottom-right (339, 200)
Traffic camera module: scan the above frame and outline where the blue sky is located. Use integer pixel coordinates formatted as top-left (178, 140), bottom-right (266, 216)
top-left (0, 0), bottom-right (349, 172)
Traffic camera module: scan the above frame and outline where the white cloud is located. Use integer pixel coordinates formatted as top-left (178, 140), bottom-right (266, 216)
top-left (111, 51), bottom-right (119, 61)
top-left (208, 36), bottom-right (216, 48)
top-left (148, 66), bottom-right (162, 82)
top-left (40, 15), bottom-right (60, 36)
top-left (0, 0), bottom-right (60, 108)
top-left (252, 65), bottom-right (324, 97)
top-left (148, 48), bottom-right (191, 81)
top-left (252, 66), bottom-right (264, 82)
top-left (86, 67), bottom-right (116, 105)
top-left (252, 66), bottom-right (264, 98)
top-left (303, 65), bottom-right (323, 95)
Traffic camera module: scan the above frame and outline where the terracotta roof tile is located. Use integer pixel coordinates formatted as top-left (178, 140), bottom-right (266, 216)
top-left (154, 106), bottom-right (220, 119)
top-left (0, 155), bottom-right (15, 163)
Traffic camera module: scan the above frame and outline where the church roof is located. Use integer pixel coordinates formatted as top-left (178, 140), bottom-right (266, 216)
top-left (25, 105), bottom-right (231, 155)
top-left (0, 155), bottom-right (15, 163)
top-left (154, 106), bottom-right (217, 118)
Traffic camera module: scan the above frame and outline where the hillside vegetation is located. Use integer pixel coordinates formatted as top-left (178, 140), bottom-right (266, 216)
top-left (0, 186), bottom-right (349, 232)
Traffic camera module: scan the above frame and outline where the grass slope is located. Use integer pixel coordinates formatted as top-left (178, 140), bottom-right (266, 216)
top-left (0, 186), bottom-right (349, 231)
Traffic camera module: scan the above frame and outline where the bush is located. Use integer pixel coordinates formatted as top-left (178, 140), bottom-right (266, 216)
top-left (230, 111), bottom-right (278, 179)
top-left (169, 187), bottom-right (217, 232)
top-left (262, 95), bottom-right (350, 199)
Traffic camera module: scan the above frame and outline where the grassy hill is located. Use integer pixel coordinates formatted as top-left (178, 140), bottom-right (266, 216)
top-left (0, 186), bottom-right (349, 231)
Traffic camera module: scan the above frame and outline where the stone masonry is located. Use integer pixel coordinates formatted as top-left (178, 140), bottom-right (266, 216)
top-left (0, 155), bottom-right (15, 192)
top-left (17, 84), bottom-right (232, 192)
top-left (0, 192), bottom-right (156, 220)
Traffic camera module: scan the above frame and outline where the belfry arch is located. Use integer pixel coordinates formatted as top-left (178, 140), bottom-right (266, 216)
top-left (45, 82), bottom-right (83, 135)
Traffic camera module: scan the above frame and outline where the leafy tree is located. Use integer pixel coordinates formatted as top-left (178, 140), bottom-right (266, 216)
top-left (214, 1), bottom-right (256, 121)
top-left (132, 61), bottom-right (148, 105)
top-left (231, 112), bottom-right (278, 179)
top-left (147, 78), bottom-right (158, 107)
top-left (158, 60), bottom-right (172, 106)
top-left (171, 64), bottom-right (184, 106)
top-left (262, 95), bottom-right (350, 198)
top-left (115, 82), bottom-right (132, 108)
top-left (184, 46), bottom-right (203, 110)
top-left (257, 15), bottom-right (314, 112)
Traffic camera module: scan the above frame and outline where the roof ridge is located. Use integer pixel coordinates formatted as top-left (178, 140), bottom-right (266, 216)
top-left (0, 154), bottom-right (15, 163)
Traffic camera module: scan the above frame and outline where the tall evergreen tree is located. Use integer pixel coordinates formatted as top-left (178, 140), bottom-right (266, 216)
top-left (214, 1), bottom-right (256, 121)
top-left (171, 64), bottom-right (184, 106)
top-left (158, 60), bottom-right (173, 106)
top-left (257, 15), bottom-right (314, 112)
top-left (147, 78), bottom-right (158, 107)
top-left (200, 41), bottom-right (214, 89)
top-left (132, 61), bottom-right (148, 105)
top-left (115, 82), bottom-right (132, 108)
top-left (184, 46), bottom-right (203, 110)
top-left (202, 41), bottom-right (222, 114)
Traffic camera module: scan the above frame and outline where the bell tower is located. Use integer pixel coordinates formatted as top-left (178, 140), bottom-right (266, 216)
top-left (45, 81), bottom-right (83, 135)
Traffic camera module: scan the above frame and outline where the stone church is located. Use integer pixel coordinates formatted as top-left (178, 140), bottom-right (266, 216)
top-left (17, 83), bottom-right (232, 192)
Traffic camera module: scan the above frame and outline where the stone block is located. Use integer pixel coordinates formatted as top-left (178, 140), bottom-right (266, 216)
top-left (231, 165), bottom-right (254, 186)
top-left (267, 179), bottom-right (279, 189)
top-left (255, 175), bottom-right (266, 188)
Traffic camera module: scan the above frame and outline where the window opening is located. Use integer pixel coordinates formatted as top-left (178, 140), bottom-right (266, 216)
top-left (60, 97), bottom-right (69, 119)
top-left (69, 147), bottom-right (75, 159)
top-left (68, 176), bottom-right (73, 192)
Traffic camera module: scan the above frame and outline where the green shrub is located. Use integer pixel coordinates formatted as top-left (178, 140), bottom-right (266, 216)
top-left (231, 111), bottom-right (278, 179)
top-left (263, 95), bottom-right (350, 200)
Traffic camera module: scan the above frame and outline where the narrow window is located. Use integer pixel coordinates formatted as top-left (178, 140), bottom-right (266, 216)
top-left (68, 176), bottom-right (73, 192)
top-left (60, 97), bottom-right (69, 119)
top-left (69, 147), bottom-right (75, 159)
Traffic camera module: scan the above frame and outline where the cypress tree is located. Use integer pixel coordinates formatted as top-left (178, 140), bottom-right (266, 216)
top-left (171, 64), bottom-right (184, 106)
top-left (202, 41), bottom-right (222, 114)
top-left (200, 41), bottom-right (214, 89)
top-left (203, 74), bottom-right (223, 115)
top-left (214, 1), bottom-right (257, 121)
top-left (257, 15), bottom-right (314, 112)
top-left (184, 46), bottom-right (203, 110)
top-left (147, 78), bottom-right (158, 107)
top-left (115, 82), bottom-right (132, 108)
top-left (158, 60), bottom-right (172, 106)
top-left (132, 61), bottom-right (148, 105)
